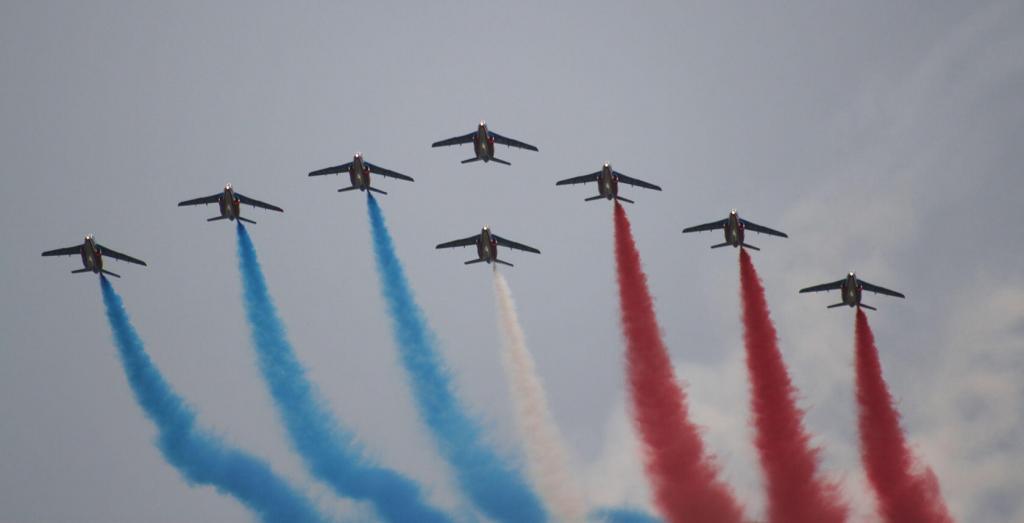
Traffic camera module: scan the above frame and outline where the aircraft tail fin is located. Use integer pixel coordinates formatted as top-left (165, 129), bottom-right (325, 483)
top-left (207, 216), bottom-right (228, 222)
top-left (71, 268), bottom-right (91, 274)
top-left (367, 187), bottom-right (388, 195)
top-left (490, 157), bottom-right (511, 166)
top-left (827, 302), bottom-right (847, 309)
top-left (494, 259), bottom-right (514, 267)
top-left (614, 195), bottom-right (634, 204)
top-left (741, 242), bottom-right (760, 251)
top-left (859, 303), bottom-right (877, 311)
top-left (461, 157), bottom-right (481, 164)
top-left (337, 186), bottom-right (359, 193)
top-left (710, 242), bottom-right (732, 249)
top-left (238, 216), bottom-right (257, 224)
top-left (464, 259), bottom-right (485, 265)
top-left (101, 269), bottom-right (121, 278)
top-left (584, 195), bottom-right (606, 202)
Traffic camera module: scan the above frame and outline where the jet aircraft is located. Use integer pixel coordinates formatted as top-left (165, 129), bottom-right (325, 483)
top-left (682, 210), bottom-right (787, 250)
top-left (41, 235), bottom-right (146, 278)
top-left (431, 121), bottom-right (538, 165)
top-left (308, 152), bottom-right (413, 195)
top-left (178, 184), bottom-right (283, 224)
top-left (435, 226), bottom-right (540, 267)
top-left (799, 272), bottom-right (905, 310)
top-left (555, 163), bottom-right (661, 203)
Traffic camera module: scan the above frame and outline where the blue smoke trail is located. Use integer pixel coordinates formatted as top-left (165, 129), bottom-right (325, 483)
top-left (365, 195), bottom-right (548, 522)
top-left (98, 277), bottom-right (326, 523)
top-left (235, 223), bottom-right (452, 523)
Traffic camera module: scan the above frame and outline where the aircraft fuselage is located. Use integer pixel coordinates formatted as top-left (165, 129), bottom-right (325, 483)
top-left (476, 227), bottom-right (499, 263)
top-left (80, 235), bottom-right (103, 273)
top-left (597, 164), bottom-right (619, 199)
top-left (724, 210), bottom-right (745, 247)
top-left (841, 273), bottom-right (862, 307)
top-left (218, 185), bottom-right (242, 221)
top-left (473, 122), bottom-right (496, 162)
top-left (348, 154), bottom-right (372, 190)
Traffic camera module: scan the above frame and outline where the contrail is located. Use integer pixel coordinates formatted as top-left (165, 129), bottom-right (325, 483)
top-left (492, 268), bottom-right (588, 523)
top-left (235, 223), bottom-right (452, 523)
top-left (738, 249), bottom-right (848, 522)
top-left (98, 277), bottom-right (327, 523)
top-left (365, 195), bottom-right (548, 523)
top-left (612, 203), bottom-right (744, 523)
top-left (854, 309), bottom-right (952, 522)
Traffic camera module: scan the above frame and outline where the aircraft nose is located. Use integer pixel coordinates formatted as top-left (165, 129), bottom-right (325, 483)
top-left (480, 120), bottom-right (486, 126)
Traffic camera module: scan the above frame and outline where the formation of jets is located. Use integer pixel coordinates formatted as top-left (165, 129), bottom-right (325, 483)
top-left (42, 119), bottom-right (906, 311)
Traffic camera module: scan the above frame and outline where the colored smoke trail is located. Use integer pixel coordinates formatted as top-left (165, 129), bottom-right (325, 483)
top-left (612, 203), bottom-right (744, 523)
top-left (855, 309), bottom-right (952, 523)
top-left (492, 268), bottom-right (588, 523)
top-left (738, 249), bottom-right (848, 523)
top-left (235, 223), bottom-right (451, 523)
top-left (366, 195), bottom-right (548, 523)
top-left (591, 507), bottom-right (664, 523)
top-left (98, 277), bottom-right (326, 523)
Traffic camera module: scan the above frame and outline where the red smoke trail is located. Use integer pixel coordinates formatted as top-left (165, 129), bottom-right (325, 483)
top-left (855, 309), bottom-right (952, 523)
top-left (613, 203), bottom-right (744, 523)
top-left (738, 249), bottom-right (848, 523)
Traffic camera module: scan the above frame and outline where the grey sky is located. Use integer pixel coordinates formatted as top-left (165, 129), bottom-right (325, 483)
top-left (1, 1), bottom-right (1022, 521)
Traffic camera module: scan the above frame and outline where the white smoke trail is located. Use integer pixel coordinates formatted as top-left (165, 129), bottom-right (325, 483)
top-left (492, 268), bottom-right (588, 523)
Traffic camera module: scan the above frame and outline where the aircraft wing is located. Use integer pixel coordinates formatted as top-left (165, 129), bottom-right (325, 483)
top-left (492, 234), bottom-right (541, 254)
top-left (436, 235), bottom-right (480, 249)
top-left (41, 245), bottom-right (81, 257)
top-left (177, 193), bottom-right (222, 207)
top-left (309, 162), bottom-right (353, 177)
top-left (98, 245), bottom-right (147, 266)
top-left (235, 193), bottom-right (284, 213)
top-left (555, 172), bottom-right (601, 186)
top-left (740, 219), bottom-right (788, 238)
top-left (432, 132), bottom-right (475, 148)
top-left (859, 280), bottom-right (906, 298)
top-left (682, 219), bottom-right (728, 233)
top-left (365, 161), bottom-right (414, 182)
top-left (488, 131), bottom-right (539, 151)
top-left (799, 279), bottom-right (845, 293)
top-left (615, 172), bottom-right (662, 191)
